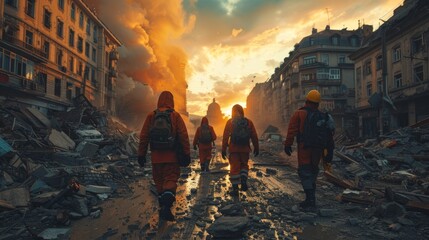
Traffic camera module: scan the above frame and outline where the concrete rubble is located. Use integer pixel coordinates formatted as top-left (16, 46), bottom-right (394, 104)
top-left (0, 96), bottom-right (141, 239)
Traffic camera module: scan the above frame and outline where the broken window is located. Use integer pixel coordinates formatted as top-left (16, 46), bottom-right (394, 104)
top-left (414, 65), bottom-right (424, 82)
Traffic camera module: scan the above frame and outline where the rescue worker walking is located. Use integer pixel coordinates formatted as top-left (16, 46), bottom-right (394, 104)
top-left (222, 104), bottom-right (259, 195)
top-left (138, 91), bottom-right (190, 221)
top-left (193, 117), bottom-right (217, 172)
top-left (284, 90), bottom-right (335, 209)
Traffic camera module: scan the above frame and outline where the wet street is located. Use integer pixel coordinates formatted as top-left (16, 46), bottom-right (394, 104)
top-left (68, 146), bottom-right (429, 240)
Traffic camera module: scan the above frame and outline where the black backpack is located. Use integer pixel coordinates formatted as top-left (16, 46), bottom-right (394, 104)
top-left (199, 125), bottom-right (212, 144)
top-left (301, 108), bottom-right (330, 148)
top-left (149, 109), bottom-right (175, 150)
top-left (231, 117), bottom-right (251, 145)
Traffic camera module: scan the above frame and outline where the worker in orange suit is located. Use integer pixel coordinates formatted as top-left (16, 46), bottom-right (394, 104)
top-left (138, 91), bottom-right (190, 221)
top-left (193, 117), bottom-right (217, 173)
top-left (222, 104), bottom-right (259, 195)
top-left (284, 89), bottom-right (335, 210)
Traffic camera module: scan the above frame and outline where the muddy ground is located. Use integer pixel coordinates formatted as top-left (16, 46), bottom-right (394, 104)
top-left (69, 147), bottom-right (429, 240)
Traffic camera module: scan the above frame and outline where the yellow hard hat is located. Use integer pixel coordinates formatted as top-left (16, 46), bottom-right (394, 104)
top-left (306, 90), bottom-right (321, 103)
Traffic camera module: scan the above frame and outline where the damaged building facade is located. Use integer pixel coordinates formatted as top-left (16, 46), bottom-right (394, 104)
top-left (350, 0), bottom-right (429, 138)
top-left (0, 0), bottom-right (121, 115)
top-left (247, 25), bottom-right (367, 134)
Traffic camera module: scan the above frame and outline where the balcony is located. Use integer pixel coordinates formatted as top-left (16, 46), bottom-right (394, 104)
top-left (299, 62), bottom-right (327, 70)
top-left (19, 78), bottom-right (46, 96)
top-left (2, 35), bottom-right (48, 62)
top-left (109, 69), bottom-right (118, 78)
top-left (317, 79), bottom-right (341, 85)
top-left (109, 50), bottom-right (119, 61)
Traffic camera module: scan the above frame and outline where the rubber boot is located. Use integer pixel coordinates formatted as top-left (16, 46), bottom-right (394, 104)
top-left (205, 162), bottom-right (210, 172)
top-left (240, 176), bottom-right (248, 191)
top-left (230, 184), bottom-right (239, 196)
top-left (159, 191), bottom-right (175, 221)
top-left (299, 189), bottom-right (316, 209)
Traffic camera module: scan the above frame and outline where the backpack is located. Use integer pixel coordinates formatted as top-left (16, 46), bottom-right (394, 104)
top-left (301, 108), bottom-right (330, 148)
top-left (199, 125), bottom-right (212, 144)
top-left (231, 117), bottom-right (251, 145)
top-left (149, 109), bottom-right (175, 150)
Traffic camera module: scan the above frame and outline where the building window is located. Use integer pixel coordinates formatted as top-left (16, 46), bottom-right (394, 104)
top-left (366, 82), bottom-right (372, 96)
top-left (69, 56), bottom-right (74, 73)
top-left (392, 46), bottom-right (401, 62)
top-left (55, 78), bottom-right (62, 97)
top-left (25, 0), bottom-right (35, 18)
top-left (329, 69), bottom-right (340, 79)
top-left (85, 42), bottom-right (90, 57)
top-left (78, 61), bottom-right (83, 76)
top-left (43, 40), bottom-right (50, 59)
top-left (92, 48), bottom-right (96, 62)
top-left (301, 73), bottom-right (314, 81)
top-left (37, 73), bottom-right (47, 93)
top-left (317, 68), bottom-right (329, 79)
top-left (71, 3), bottom-right (76, 21)
top-left (364, 60), bottom-right (371, 75)
top-left (43, 9), bottom-right (51, 29)
top-left (356, 67), bottom-right (362, 97)
top-left (376, 55), bottom-right (382, 70)
top-left (338, 55), bottom-right (345, 64)
top-left (377, 78), bottom-right (383, 92)
top-left (321, 54), bottom-right (329, 65)
top-left (25, 30), bottom-right (33, 46)
top-left (86, 18), bottom-right (91, 36)
top-left (309, 37), bottom-right (314, 46)
top-left (56, 49), bottom-right (63, 66)
top-left (303, 56), bottom-right (316, 65)
top-left (93, 26), bottom-right (98, 43)
top-left (91, 67), bottom-right (96, 83)
top-left (5, 0), bottom-right (17, 8)
top-left (414, 65), bottom-right (424, 82)
top-left (66, 82), bottom-right (73, 100)
top-left (57, 19), bottom-right (64, 38)
top-left (105, 52), bottom-right (109, 67)
top-left (75, 86), bottom-right (81, 96)
top-left (412, 35), bottom-right (423, 54)
top-left (58, 0), bottom-right (64, 10)
top-left (331, 36), bottom-right (339, 46)
top-left (77, 37), bottom-right (83, 53)
top-left (69, 29), bottom-right (75, 47)
top-left (394, 73), bottom-right (402, 88)
top-left (79, 11), bottom-right (84, 28)
top-left (350, 36), bottom-right (358, 47)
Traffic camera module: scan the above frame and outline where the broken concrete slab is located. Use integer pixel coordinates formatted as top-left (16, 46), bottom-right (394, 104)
top-left (37, 228), bottom-right (71, 240)
top-left (76, 141), bottom-right (99, 158)
top-left (0, 187), bottom-right (30, 207)
top-left (207, 216), bottom-right (249, 238)
top-left (26, 107), bottom-right (51, 128)
top-left (85, 185), bottom-right (112, 194)
top-left (0, 137), bottom-right (13, 157)
top-left (47, 129), bottom-right (75, 150)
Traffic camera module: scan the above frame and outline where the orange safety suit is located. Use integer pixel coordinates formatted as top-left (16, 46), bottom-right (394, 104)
top-left (138, 91), bottom-right (190, 194)
top-left (193, 117), bottom-right (217, 165)
top-left (222, 105), bottom-right (259, 185)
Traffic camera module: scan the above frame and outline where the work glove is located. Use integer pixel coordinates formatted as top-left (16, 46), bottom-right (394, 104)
top-left (284, 146), bottom-right (292, 156)
top-left (253, 149), bottom-right (259, 157)
top-left (137, 156), bottom-right (146, 167)
top-left (221, 151), bottom-right (227, 160)
top-left (193, 145), bottom-right (197, 150)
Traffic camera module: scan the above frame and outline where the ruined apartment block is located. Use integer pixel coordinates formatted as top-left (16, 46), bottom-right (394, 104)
top-left (0, 0), bottom-right (121, 116)
top-left (350, 0), bottom-right (429, 138)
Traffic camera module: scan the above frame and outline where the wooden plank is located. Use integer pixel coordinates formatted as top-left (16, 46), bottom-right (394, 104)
top-left (0, 199), bottom-right (15, 210)
top-left (324, 171), bottom-right (356, 189)
top-left (405, 201), bottom-right (429, 214)
top-left (334, 150), bottom-right (360, 165)
top-left (341, 194), bottom-right (375, 205)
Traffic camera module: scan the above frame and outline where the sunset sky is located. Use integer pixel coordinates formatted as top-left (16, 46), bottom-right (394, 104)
top-left (86, 0), bottom-right (404, 118)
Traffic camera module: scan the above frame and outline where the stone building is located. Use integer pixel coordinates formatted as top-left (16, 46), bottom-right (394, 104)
top-left (350, 0), bottom-right (429, 137)
top-left (248, 25), bottom-right (367, 135)
top-left (0, 0), bottom-right (121, 115)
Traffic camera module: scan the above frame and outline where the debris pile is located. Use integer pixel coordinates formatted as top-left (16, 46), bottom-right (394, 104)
top-left (0, 95), bottom-right (142, 239)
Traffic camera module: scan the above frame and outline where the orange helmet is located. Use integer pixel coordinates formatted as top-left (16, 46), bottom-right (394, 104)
top-left (306, 90), bottom-right (321, 103)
